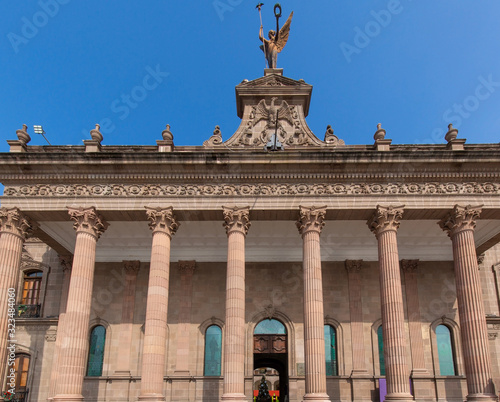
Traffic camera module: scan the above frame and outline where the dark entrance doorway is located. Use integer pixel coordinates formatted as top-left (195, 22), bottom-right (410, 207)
top-left (253, 319), bottom-right (288, 402)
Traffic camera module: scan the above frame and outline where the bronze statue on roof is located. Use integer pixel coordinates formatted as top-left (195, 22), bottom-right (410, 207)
top-left (257, 3), bottom-right (293, 69)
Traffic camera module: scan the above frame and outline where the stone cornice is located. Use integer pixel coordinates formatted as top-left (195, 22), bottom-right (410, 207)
top-left (5, 181), bottom-right (500, 198)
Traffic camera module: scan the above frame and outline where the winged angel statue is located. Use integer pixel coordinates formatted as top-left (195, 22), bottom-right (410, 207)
top-left (258, 5), bottom-right (293, 69)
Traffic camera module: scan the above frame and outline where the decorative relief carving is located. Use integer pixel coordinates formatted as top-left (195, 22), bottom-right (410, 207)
top-left (223, 206), bottom-right (251, 236)
top-left (296, 205), bottom-right (327, 236)
top-left (21, 252), bottom-right (49, 271)
top-left (324, 125), bottom-right (345, 146)
top-left (203, 125), bottom-right (223, 147)
top-left (7, 182), bottom-right (500, 198)
top-left (123, 260), bottom-right (140, 276)
top-left (368, 205), bottom-right (404, 236)
top-left (345, 260), bottom-right (363, 273)
top-left (45, 330), bottom-right (57, 342)
top-left (145, 207), bottom-right (179, 237)
top-left (488, 332), bottom-right (498, 341)
top-left (439, 204), bottom-right (482, 238)
top-left (265, 304), bottom-right (275, 320)
top-left (59, 255), bottom-right (73, 273)
top-left (178, 260), bottom-right (196, 275)
top-left (400, 259), bottom-right (420, 272)
top-left (68, 207), bottom-right (108, 239)
top-left (0, 207), bottom-right (37, 240)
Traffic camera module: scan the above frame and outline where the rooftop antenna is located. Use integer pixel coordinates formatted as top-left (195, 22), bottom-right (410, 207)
top-left (33, 125), bottom-right (52, 145)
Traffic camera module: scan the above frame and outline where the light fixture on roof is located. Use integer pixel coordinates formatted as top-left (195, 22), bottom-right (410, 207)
top-left (33, 125), bottom-right (52, 145)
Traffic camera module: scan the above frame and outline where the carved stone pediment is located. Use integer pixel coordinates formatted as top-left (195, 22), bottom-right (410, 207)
top-left (204, 72), bottom-right (345, 150)
top-left (238, 74), bottom-right (306, 88)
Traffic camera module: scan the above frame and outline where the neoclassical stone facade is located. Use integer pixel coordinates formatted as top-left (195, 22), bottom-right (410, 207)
top-left (1, 69), bottom-right (500, 402)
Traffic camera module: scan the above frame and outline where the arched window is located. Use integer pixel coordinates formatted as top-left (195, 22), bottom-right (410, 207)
top-left (87, 326), bottom-right (106, 376)
top-left (254, 319), bottom-right (286, 334)
top-left (377, 325), bottom-right (385, 376)
top-left (324, 325), bottom-right (338, 376)
top-left (436, 325), bottom-right (456, 375)
top-left (204, 325), bottom-right (222, 376)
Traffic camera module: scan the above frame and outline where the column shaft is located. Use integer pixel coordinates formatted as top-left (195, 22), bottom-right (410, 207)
top-left (0, 208), bottom-right (35, 387)
top-left (139, 207), bottom-right (178, 402)
top-left (297, 206), bottom-right (330, 402)
top-left (221, 207), bottom-right (250, 402)
top-left (368, 206), bottom-right (412, 402)
top-left (440, 205), bottom-right (497, 401)
top-left (54, 207), bottom-right (108, 402)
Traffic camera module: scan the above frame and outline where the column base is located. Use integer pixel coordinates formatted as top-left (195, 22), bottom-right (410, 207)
top-left (221, 393), bottom-right (247, 402)
top-left (52, 395), bottom-right (84, 402)
top-left (466, 394), bottom-right (499, 402)
top-left (384, 392), bottom-right (414, 402)
top-left (302, 392), bottom-right (331, 402)
top-left (137, 394), bottom-right (166, 402)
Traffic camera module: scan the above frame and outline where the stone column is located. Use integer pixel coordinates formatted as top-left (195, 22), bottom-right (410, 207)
top-left (0, 207), bottom-right (36, 384)
top-left (48, 256), bottom-right (73, 400)
top-left (400, 259), bottom-right (428, 376)
top-left (367, 205), bottom-right (412, 402)
top-left (221, 206), bottom-right (250, 402)
top-left (53, 207), bottom-right (108, 402)
top-left (115, 260), bottom-right (140, 375)
top-left (439, 205), bottom-right (497, 402)
top-left (174, 260), bottom-right (196, 375)
top-left (296, 206), bottom-right (330, 402)
top-left (138, 207), bottom-right (179, 401)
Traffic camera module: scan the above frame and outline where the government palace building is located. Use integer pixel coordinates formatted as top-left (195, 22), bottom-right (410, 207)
top-left (1, 68), bottom-right (500, 402)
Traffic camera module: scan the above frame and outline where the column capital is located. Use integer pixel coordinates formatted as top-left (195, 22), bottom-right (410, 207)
top-left (439, 204), bottom-right (482, 238)
top-left (296, 205), bottom-right (327, 236)
top-left (345, 259), bottom-right (363, 273)
top-left (145, 206), bottom-right (179, 237)
top-left (0, 207), bottom-right (37, 240)
top-left (178, 260), bottom-right (196, 275)
top-left (123, 260), bottom-right (140, 276)
top-left (223, 206), bottom-right (251, 236)
top-left (68, 207), bottom-right (108, 239)
top-left (400, 259), bottom-right (419, 273)
top-left (367, 205), bottom-right (404, 237)
top-left (58, 255), bottom-right (73, 273)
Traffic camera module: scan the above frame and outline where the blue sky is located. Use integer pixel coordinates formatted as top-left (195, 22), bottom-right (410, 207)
top-left (1, 0), bottom-right (500, 153)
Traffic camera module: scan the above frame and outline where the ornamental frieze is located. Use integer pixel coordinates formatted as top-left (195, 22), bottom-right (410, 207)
top-left (4, 182), bottom-right (500, 197)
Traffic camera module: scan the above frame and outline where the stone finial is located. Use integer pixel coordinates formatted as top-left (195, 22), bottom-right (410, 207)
top-left (90, 124), bottom-right (103, 143)
top-left (445, 123), bottom-right (465, 150)
top-left (162, 124), bottom-right (173, 141)
top-left (445, 124), bottom-right (458, 142)
top-left (373, 123), bottom-right (386, 141)
top-left (203, 125), bottom-right (223, 147)
top-left (16, 124), bottom-right (31, 145)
